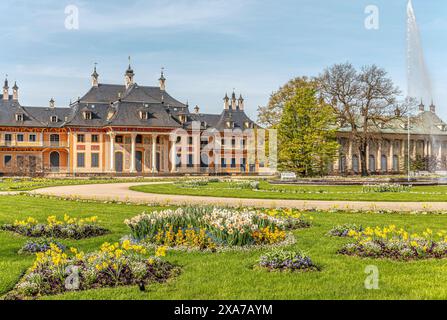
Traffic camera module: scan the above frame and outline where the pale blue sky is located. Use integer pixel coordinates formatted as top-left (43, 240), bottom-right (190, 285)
top-left (0, 0), bottom-right (445, 120)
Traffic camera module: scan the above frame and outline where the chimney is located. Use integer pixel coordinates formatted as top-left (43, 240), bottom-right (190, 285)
top-left (12, 81), bottom-right (18, 101)
top-left (418, 99), bottom-right (425, 112)
top-left (223, 93), bottom-right (229, 110)
top-left (159, 67), bottom-right (166, 91)
top-left (49, 98), bottom-right (55, 108)
top-left (238, 94), bottom-right (244, 111)
top-left (430, 100), bottom-right (436, 113)
top-left (91, 63), bottom-right (99, 87)
top-left (3, 77), bottom-right (8, 101)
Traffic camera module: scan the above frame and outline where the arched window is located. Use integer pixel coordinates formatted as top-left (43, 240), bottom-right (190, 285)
top-left (381, 155), bottom-right (388, 173)
top-left (369, 155), bottom-right (376, 172)
top-left (339, 155), bottom-right (347, 173)
top-left (352, 155), bottom-right (359, 174)
top-left (393, 155), bottom-right (399, 172)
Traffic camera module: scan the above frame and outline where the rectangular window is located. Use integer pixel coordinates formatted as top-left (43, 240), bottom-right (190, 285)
top-left (115, 136), bottom-right (123, 143)
top-left (231, 158), bottom-right (236, 168)
top-left (221, 139), bottom-right (225, 147)
top-left (77, 134), bottom-right (85, 143)
top-left (188, 137), bottom-right (193, 145)
top-left (29, 134), bottom-right (36, 142)
top-left (4, 155), bottom-right (12, 166)
top-left (91, 134), bottom-right (99, 143)
top-left (221, 158), bottom-right (226, 168)
top-left (231, 139), bottom-right (236, 146)
top-left (187, 154), bottom-right (194, 167)
top-left (5, 134), bottom-right (11, 142)
top-left (77, 153), bottom-right (85, 168)
top-left (17, 134), bottom-right (24, 142)
top-left (91, 153), bottom-right (99, 168)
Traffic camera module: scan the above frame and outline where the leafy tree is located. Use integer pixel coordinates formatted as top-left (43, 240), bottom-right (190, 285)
top-left (257, 77), bottom-right (313, 128)
top-left (277, 85), bottom-right (339, 176)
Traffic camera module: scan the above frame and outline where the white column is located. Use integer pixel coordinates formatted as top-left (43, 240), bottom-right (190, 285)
top-left (109, 132), bottom-right (115, 171)
top-left (152, 134), bottom-right (158, 173)
top-left (389, 140), bottom-right (394, 172)
top-left (130, 133), bottom-right (136, 173)
top-left (377, 142), bottom-right (382, 172)
top-left (171, 138), bottom-right (177, 173)
top-left (347, 140), bottom-right (353, 171)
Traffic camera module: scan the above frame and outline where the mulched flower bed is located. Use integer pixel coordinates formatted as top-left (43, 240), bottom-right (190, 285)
top-left (338, 225), bottom-right (447, 260)
top-left (257, 249), bottom-right (320, 272)
top-left (5, 241), bottom-right (180, 300)
top-left (1, 215), bottom-right (108, 239)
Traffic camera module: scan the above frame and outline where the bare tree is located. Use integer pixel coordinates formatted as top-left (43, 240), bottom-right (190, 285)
top-left (317, 63), bottom-right (414, 176)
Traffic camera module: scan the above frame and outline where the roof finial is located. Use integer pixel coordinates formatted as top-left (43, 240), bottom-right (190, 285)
top-left (419, 98), bottom-right (425, 112)
top-left (92, 62), bottom-right (99, 87)
top-left (128, 55), bottom-right (131, 68)
top-left (159, 67), bottom-right (166, 91)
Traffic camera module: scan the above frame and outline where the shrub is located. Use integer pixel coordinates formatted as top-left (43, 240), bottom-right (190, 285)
top-left (18, 238), bottom-right (66, 255)
top-left (258, 249), bottom-right (319, 272)
top-left (327, 224), bottom-right (364, 237)
top-left (339, 225), bottom-right (447, 260)
top-left (1, 214), bottom-right (108, 239)
top-left (7, 241), bottom-right (179, 299)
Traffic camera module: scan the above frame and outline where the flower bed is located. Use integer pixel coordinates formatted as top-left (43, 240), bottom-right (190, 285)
top-left (362, 183), bottom-right (412, 193)
top-left (264, 208), bottom-right (312, 230)
top-left (18, 238), bottom-right (66, 254)
top-left (327, 224), bottom-right (364, 237)
top-left (339, 225), bottom-right (447, 260)
top-left (7, 241), bottom-right (179, 299)
top-left (124, 207), bottom-right (306, 250)
top-left (1, 215), bottom-right (108, 239)
top-left (257, 249), bottom-right (319, 272)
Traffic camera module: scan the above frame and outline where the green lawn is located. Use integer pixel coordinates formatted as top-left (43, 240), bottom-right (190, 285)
top-left (131, 180), bottom-right (447, 202)
top-left (0, 177), bottom-right (173, 191)
top-left (1, 195), bottom-right (447, 300)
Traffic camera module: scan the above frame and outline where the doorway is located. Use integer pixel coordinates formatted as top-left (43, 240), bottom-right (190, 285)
top-left (135, 151), bottom-right (143, 173)
top-left (50, 152), bottom-right (60, 172)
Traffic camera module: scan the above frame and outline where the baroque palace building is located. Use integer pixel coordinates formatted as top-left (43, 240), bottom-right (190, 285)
top-left (333, 101), bottom-right (447, 175)
top-left (0, 64), bottom-right (264, 176)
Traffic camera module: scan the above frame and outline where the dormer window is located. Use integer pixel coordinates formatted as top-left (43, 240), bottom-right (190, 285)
top-left (139, 111), bottom-right (150, 120)
top-left (50, 116), bottom-right (58, 123)
top-left (15, 113), bottom-right (24, 122)
top-left (226, 121), bottom-right (234, 129)
top-left (83, 111), bottom-right (92, 120)
top-left (179, 114), bottom-right (186, 124)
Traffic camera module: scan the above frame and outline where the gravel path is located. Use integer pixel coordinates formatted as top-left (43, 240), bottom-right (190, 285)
top-left (28, 182), bottom-right (447, 212)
